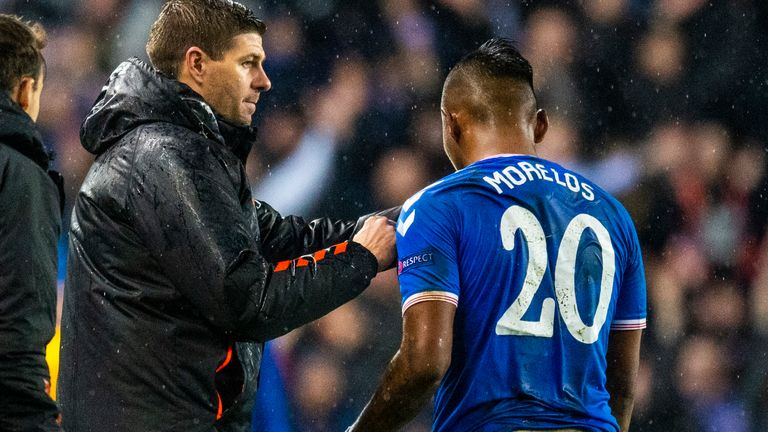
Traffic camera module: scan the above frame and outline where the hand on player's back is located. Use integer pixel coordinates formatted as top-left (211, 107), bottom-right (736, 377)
top-left (352, 216), bottom-right (396, 271)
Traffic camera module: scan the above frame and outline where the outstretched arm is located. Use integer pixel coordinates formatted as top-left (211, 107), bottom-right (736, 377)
top-left (606, 329), bottom-right (642, 431)
top-left (257, 201), bottom-right (400, 262)
top-left (130, 137), bottom-right (393, 342)
top-left (348, 301), bottom-right (456, 432)
top-left (253, 216), bottom-right (396, 341)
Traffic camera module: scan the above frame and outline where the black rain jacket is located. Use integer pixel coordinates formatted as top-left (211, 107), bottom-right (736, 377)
top-left (0, 93), bottom-right (63, 431)
top-left (58, 58), bottom-right (380, 432)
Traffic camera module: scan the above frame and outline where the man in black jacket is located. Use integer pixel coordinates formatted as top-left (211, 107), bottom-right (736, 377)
top-left (58, 1), bottom-right (396, 431)
top-left (0, 14), bottom-right (63, 432)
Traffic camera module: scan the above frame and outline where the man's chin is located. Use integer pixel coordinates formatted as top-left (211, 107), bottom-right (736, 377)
top-left (236, 115), bottom-right (253, 126)
top-left (219, 113), bottom-right (252, 127)
top-left (239, 107), bottom-right (257, 125)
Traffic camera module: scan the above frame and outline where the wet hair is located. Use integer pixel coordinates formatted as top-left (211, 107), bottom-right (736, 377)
top-left (451, 37), bottom-right (534, 90)
top-left (443, 38), bottom-right (536, 124)
top-left (146, 0), bottom-right (266, 78)
top-left (0, 14), bottom-right (47, 93)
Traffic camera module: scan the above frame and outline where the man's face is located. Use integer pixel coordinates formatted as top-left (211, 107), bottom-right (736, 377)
top-left (203, 32), bottom-right (271, 125)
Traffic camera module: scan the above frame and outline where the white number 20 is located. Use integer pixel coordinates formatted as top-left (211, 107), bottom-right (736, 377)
top-left (495, 206), bottom-right (615, 344)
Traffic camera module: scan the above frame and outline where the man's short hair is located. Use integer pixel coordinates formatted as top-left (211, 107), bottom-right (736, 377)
top-left (0, 14), bottom-right (47, 93)
top-left (449, 38), bottom-right (534, 91)
top-left (444, 38), bottom-right (536, 124)
top-left (146, 0), bottom-right (266, 77)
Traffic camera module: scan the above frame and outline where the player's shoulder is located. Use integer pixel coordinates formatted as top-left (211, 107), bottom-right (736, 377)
top-left (396, 173), bottom-right (468, 237)
top-left (577, 170), bottom-right (635, 226)
top-left (402, 170), bottom-right (468, 209)
top-left (558, 160), bottom-right (639, 241)
top-left (542, 157), bottom-right (632, 213)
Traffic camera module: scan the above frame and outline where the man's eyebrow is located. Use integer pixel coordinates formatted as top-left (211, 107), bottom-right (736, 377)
top-left (238, 52), bottom-right (264, 62)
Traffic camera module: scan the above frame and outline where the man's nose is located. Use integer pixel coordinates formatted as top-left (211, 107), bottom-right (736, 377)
top-left (253, 67), bottom-right (271, 92)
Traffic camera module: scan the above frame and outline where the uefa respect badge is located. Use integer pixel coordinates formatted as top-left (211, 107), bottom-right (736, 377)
top-left (397, 249), bottom-right (434, 275)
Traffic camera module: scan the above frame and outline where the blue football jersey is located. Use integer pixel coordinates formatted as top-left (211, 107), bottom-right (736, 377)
top-left (396, 155), bottom-right (646, 432)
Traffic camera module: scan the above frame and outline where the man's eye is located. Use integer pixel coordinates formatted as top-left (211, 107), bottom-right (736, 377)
top-left (242, 61), bottom-right (253, 67)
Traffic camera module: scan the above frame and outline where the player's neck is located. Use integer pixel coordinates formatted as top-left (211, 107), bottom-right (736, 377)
top-left (461, 135), bottom-right (536, 168)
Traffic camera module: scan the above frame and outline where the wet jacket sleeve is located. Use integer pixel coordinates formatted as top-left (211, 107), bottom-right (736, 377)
top-left (257, 200), bottom-right (401, 263)
top-left (128, 134), bottom-right (378, 341)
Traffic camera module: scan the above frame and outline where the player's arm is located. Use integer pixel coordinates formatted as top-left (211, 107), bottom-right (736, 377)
top-left (607, 217), bottom-right (647, 431)
top-left (348, 300), bottom-right (456, 432)
top-left (606, 329), bottom-right (642, 431)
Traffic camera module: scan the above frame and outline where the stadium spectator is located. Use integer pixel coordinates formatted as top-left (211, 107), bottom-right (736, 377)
top-left (524, 7), bottom-right (581, 124)
top-left (0, 13), bottom-right (63, 431)
top-left (674, 335), bottom-right (749, 432)
top-left (57, 1), bottom-right (395, 431)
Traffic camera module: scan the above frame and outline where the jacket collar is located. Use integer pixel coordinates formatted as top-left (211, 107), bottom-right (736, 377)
top-left (216, 116), bottom-right (258, 165)
top-left (81, 58), bottom-right (257, 164)
top-left (0, 92), bottom-right (51, 170)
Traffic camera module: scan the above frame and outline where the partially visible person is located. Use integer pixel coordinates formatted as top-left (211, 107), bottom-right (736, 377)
top-left (0, 13), bottom-right (64, 432)
top-left (349, 38), bottom-right (645, 432)
top-left (57, 1), bottom-right (396, 432)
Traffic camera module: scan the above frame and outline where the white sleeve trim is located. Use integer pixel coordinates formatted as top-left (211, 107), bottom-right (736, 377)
top-left (611, 318), bottom-right (647, 330)
top-left (402, 291), bottom-right (459, 315)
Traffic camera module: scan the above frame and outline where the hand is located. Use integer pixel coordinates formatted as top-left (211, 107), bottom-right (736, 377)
top-left (352, 215), bottom-right (396, 271)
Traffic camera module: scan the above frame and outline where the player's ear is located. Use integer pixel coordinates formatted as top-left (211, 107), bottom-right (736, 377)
top-left (446, 111), bottom-right (462, 144)
top-left (533, 109), bottom-right (548, 144)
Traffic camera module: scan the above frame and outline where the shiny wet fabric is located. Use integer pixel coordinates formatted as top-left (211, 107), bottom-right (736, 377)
top-left (58, 58), bottom-right (378, 432)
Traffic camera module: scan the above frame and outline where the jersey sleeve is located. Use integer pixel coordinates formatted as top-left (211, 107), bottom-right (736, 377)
top-left (611, 222), bottom-right (647, 331)
top-left (396, 190), bottom-right (459, 315)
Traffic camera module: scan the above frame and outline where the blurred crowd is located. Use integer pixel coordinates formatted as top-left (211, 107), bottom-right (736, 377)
top-left (2, 0), bottom-right (768, 430)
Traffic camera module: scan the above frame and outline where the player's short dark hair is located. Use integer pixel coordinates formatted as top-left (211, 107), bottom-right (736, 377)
top-left (444, 38), bottom-right (537, 123)
top-left (146, 0), bottom-right (266, 78)
top-left (450, 37), bottom-right (534, 91)
top-left (0, 14), bottom-right (47, 93)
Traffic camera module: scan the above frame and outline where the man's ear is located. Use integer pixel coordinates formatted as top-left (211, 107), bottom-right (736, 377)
top-left (446, 111), bottom-right (462, 144)
top-left (181, 46), bottom-right (207, 85)
top-left (533, 109), bottom-right (549, 144)
top-left (13, 77), bottom-right (36, 113)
